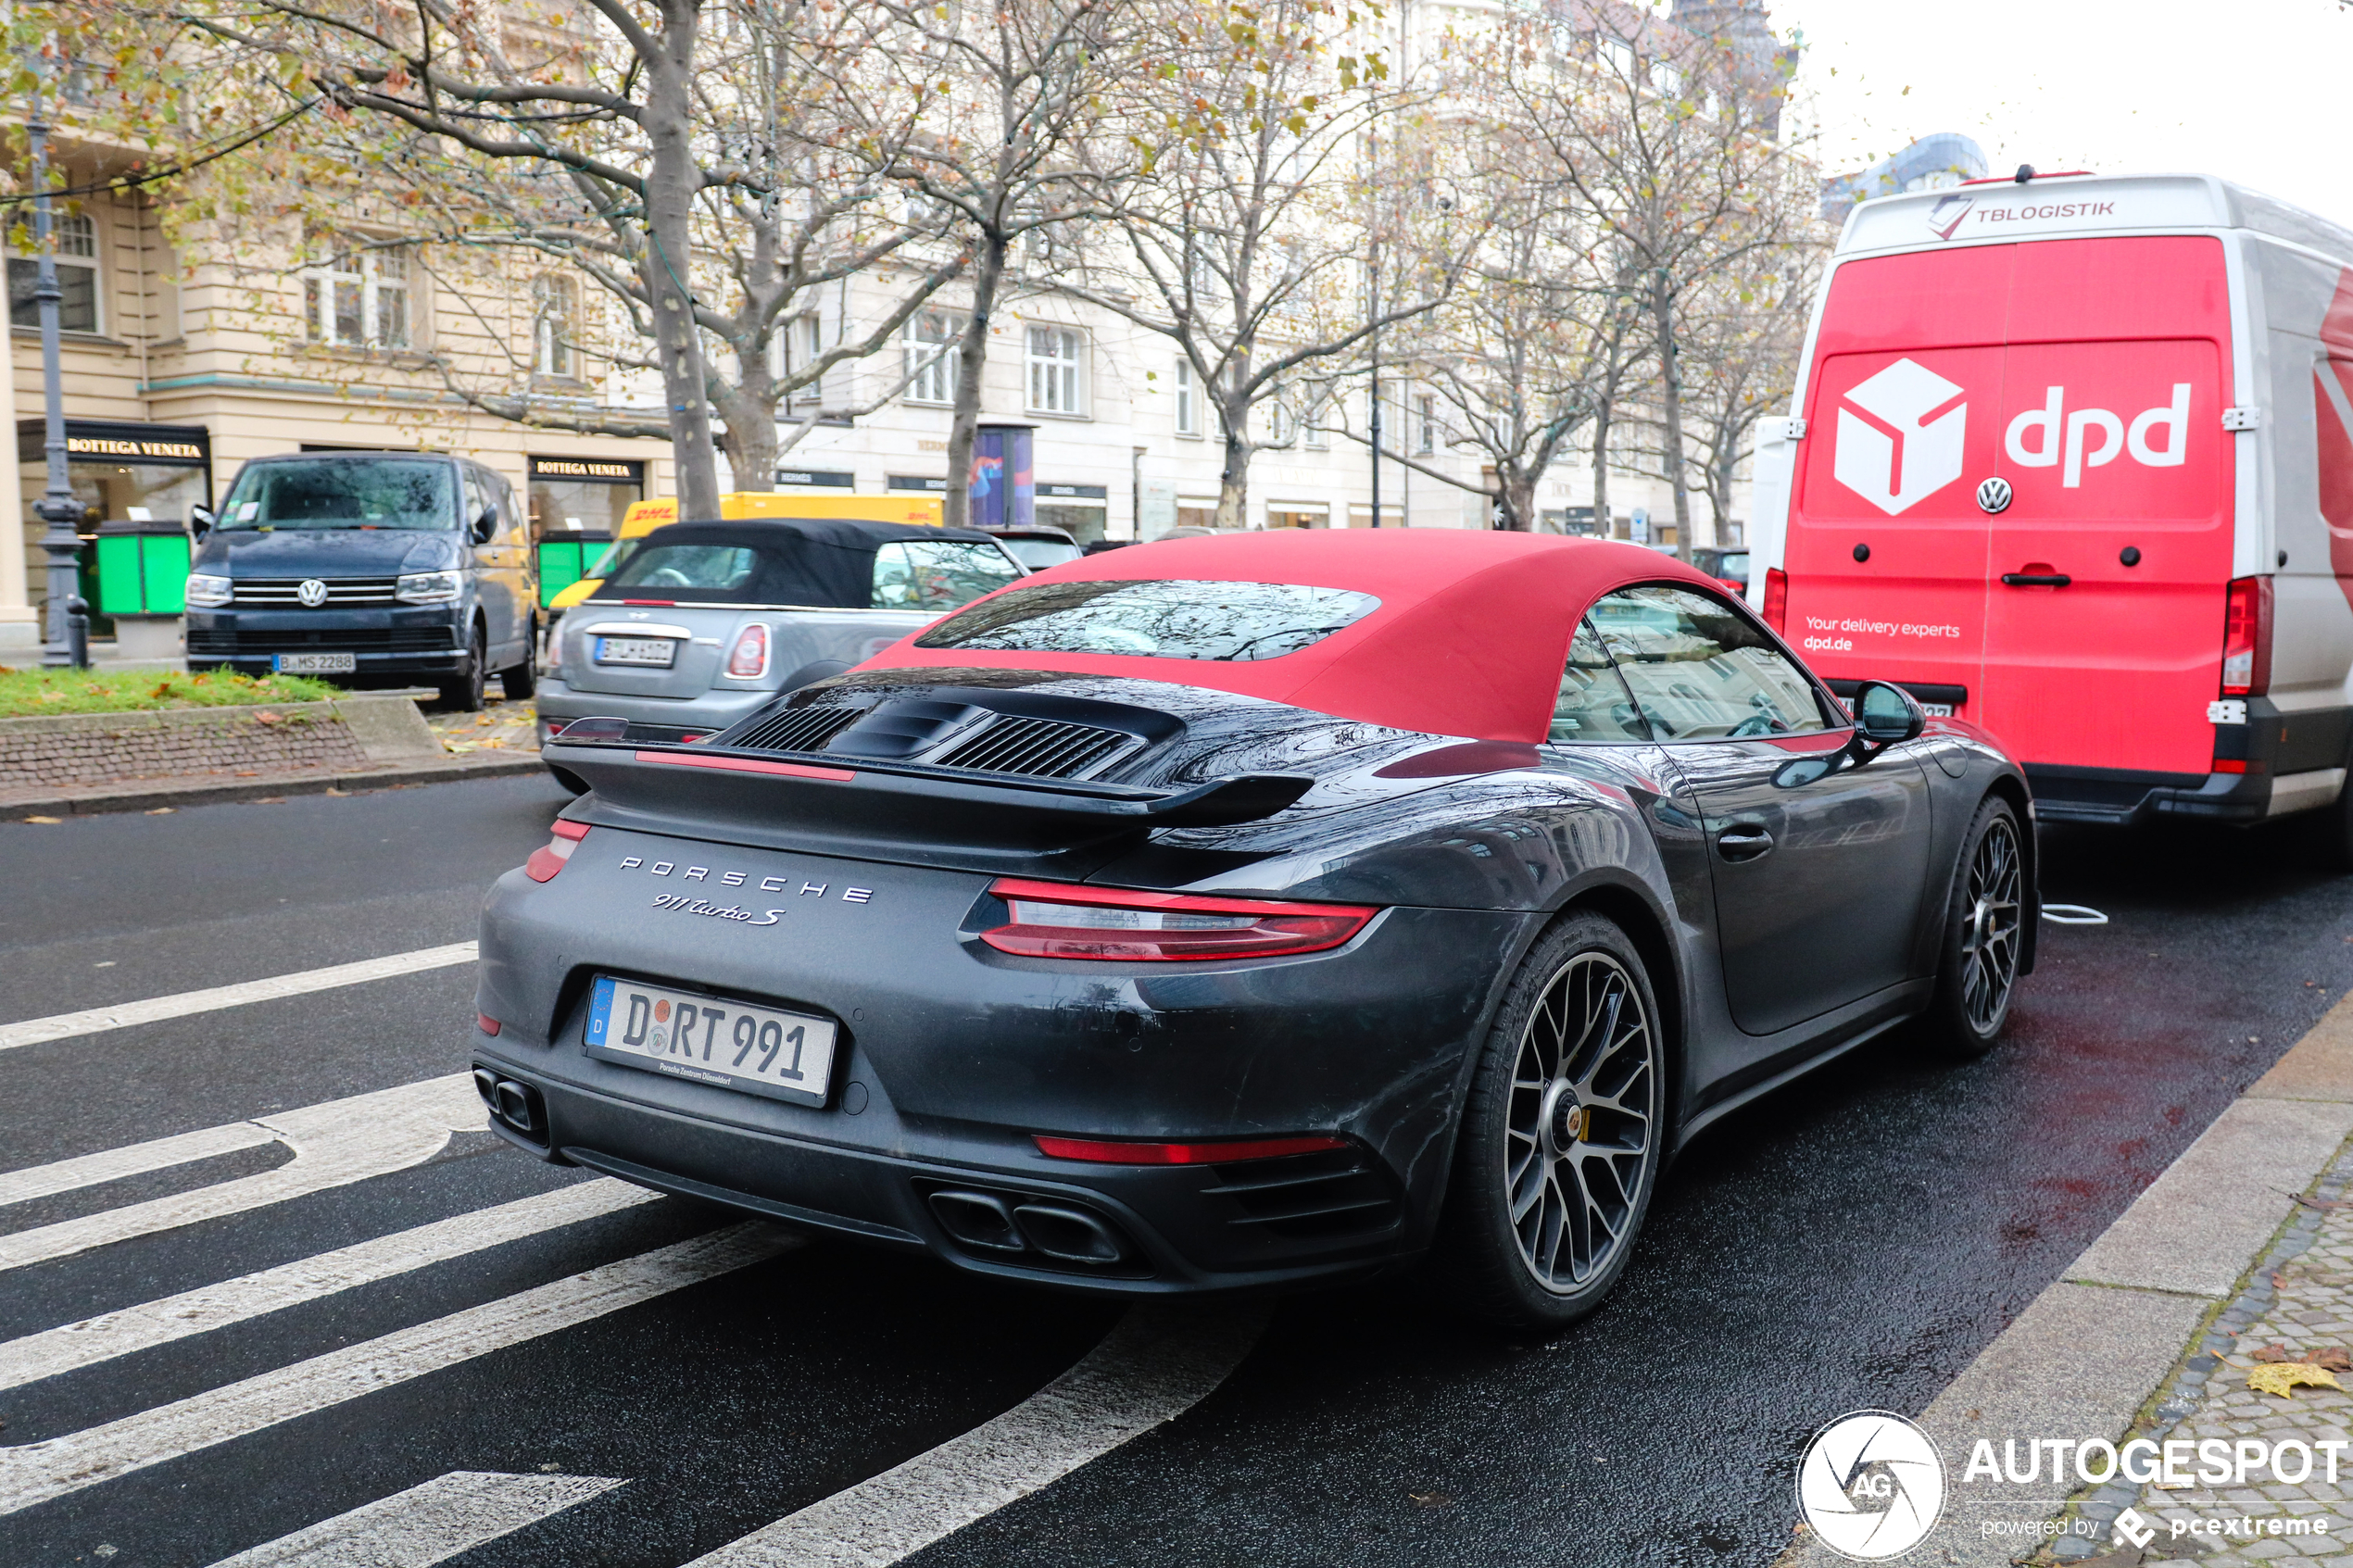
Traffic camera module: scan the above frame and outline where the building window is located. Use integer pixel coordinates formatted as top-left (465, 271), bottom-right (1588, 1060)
top-left (6, 210), bottom-right (99, 332)
top-left (787, 313), bottom-right (824, 404)
top-left (1304, 395), bottom-right (1329, 450)
top-left (1175, 359), bottom-right (1201, 438)
top-left (532, 274), bottom-right (575, 378)
top-left (1267, 396), bottom-right (1294, 445)
top-left (1599, 35), bottom-right (1635, 76)
top-left (1026, 325), bottom-right (1085, 416)
top-left (304, 245), bottom-right (409, 349)
top-left (904, 310), bottom-right (958, 406)
top-left (1417, 395), bottom-right (1437, 455)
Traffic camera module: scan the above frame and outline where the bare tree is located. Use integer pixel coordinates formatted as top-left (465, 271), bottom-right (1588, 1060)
top-left (1677, 233), bottom-right (1819, 541)
top-left (1496, 0), bottom-right (1803, 558)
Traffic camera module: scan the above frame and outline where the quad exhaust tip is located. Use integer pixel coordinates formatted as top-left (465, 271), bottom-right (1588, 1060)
top-left (927, 1189), bottom-right (1130, 1264)
top-left (472, 1068), bottom-right (546, 1140)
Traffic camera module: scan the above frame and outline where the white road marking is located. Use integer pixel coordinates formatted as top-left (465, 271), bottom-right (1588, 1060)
top-left (204, 1470), bottom-right (624, 1567)
top-left (0, 1121), bottom-right (277, 1209)
top-left (0, 941), bottom-right (479, 1053)
top-left (0, 1179), bottom-right (661, 1391)
top-left (687, 1302), bottom-right (1268, 1568)
top-left (0, 1074), bottom-right (484, 1272)
top-left (0, 1223), bottom-right (796, 1517)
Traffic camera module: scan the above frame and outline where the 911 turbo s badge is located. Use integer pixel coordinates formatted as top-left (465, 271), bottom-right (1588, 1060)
top-left (617, 854), bottom-right (875, 910)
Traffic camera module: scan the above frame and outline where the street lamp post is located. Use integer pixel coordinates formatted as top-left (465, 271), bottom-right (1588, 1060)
top-left (28, 82), bottom-right (90, 668)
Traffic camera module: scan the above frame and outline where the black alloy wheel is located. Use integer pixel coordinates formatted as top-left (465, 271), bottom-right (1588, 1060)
top-left (1436, 912), bottom-right (1665, 1331)
top-left (441, 622), bottom-right (487, 711)
top-left (1924, 795), bottom-right (2025, 1057)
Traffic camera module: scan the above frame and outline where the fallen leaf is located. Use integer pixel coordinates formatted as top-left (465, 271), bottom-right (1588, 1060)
top-left (20, 815), bottom-right (61, 824)
top-left (2315, 1347), bottom-right (2353, 1372)
top-left (2252, 1343), bottom-right (2293, 1362)
top-left (254, 711), bottom-right (282, 724)
top-left (2295, 1195), bottom-right (2353, 1211)
top-left (2248, 1361), bottom-right (2344, 1398)
top-left (144, 807), bottom-right (173, 816)
top-left (1406, 1489), bottom-right (1453, 1509)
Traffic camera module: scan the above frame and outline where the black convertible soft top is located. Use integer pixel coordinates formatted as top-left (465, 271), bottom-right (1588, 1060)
top-left (587, 519), bottom-right (1002, 608)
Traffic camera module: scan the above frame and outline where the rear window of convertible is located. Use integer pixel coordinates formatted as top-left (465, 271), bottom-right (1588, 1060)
top-left (915, 579), bottom-right (1382, 661)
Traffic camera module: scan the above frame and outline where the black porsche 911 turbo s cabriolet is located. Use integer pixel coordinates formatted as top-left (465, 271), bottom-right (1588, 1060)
top-left (472, 529), bottom-right (2033, 1330)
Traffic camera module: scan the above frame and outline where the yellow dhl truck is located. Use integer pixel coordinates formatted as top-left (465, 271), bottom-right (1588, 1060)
top-left (546, 492), bottom-right (945, 611)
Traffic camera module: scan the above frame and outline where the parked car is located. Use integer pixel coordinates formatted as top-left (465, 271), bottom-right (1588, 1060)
top-left (533, 518), bottom-right (1023, 791)
top-left (545, 493), bottom-right (948, 617)
top-left (1690, 547), bottom-right (1749, 595)
top-left (983, 524), bottom-right (1085, 571)
top-left (183, 451), bottom-right (536, 709)
top-left (481, 529), bottom-right (2034, 1331)
top-left (1751, 171), bottom-right (2353, 853)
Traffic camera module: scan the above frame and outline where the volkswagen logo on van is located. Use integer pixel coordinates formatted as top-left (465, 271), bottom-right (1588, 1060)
top-left (1976, 477), bottom-right (2013, 514)
top-left (296, 578), bottom-right (330, 608)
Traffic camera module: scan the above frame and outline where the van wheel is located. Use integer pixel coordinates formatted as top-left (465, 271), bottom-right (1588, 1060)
top-left (501, 625), bottom-right (537, 701)
top-left (440, 624), bottom-right (487, 711)
top-left (1922, 796), bottom-right (2026, 1058)
top-left (1431, 913), bottom-right (1665, 1332)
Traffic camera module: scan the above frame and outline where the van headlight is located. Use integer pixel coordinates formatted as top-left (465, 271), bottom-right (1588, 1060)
top-left (396, 571), bottom-right (461, 604)
top-left (185, 573), bottom-right (233, 608)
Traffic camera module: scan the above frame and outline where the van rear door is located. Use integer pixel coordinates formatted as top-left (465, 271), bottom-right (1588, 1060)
top-left (1976, 238), bottom-right (2233, 778)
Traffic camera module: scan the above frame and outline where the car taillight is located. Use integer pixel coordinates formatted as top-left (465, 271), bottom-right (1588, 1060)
top-left (2221, 576), bottom-right (2272, 696)
top-left (980, 878), bottom-right (1378, 961)
top-left (1762, 567), bottom-right (1788, 633)
top-left (525, 818), bottom-right (591, 882)
top-left (725, 622), bottom-right (770, 679)
top-left (1035, 1133), bottom-right (1351, 1163)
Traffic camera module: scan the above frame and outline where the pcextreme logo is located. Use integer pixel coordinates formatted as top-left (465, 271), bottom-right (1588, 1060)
top-left (1832, 358), bottom-right (1968, 516)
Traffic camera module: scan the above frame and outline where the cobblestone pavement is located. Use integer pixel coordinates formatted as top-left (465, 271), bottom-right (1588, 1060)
top-left (2050, 1140), bottom-right (2353, 1564)
top-left (422, 693), bottom-right (538, 755)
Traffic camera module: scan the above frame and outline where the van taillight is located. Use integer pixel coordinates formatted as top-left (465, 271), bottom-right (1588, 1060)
top-left (1763, 568), bottom-right (1789, 633)
top-left (2221, 576), bottom-right (2272, 696)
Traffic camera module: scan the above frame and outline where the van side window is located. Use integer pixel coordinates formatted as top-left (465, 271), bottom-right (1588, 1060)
top-left (1551, 619), bottom-right (1653, 744)
top-left (1590, 584), bottom-right (1832, 741)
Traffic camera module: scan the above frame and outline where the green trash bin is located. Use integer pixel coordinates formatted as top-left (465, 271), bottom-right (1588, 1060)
top-left (95, 519), bottom-right (194, 661)
top-left (536, 530), bottom-right (612, 608)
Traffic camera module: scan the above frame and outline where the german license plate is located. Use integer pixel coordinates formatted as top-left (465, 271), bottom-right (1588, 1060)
top-left (583, 975), bottom-right (836, 1107)
top-left (594, 636), bottom-right (677, 668)
top-left (272, 652), bottom-right (356, 673)
top-left (1919, 702), bottom-right (1955, 718)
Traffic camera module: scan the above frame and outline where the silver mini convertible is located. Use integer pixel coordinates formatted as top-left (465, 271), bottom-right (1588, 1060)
top-left (535, 518), bottom-right (1024, 791)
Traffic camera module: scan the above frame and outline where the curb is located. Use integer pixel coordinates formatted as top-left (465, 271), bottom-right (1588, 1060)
top-left (0, 753), bottom-right (549, 821)
top-left (1778, 995), bottom-right (2353, 1568)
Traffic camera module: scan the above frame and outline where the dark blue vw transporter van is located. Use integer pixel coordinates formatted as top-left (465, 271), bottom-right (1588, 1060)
top-left (183, 452), bottom-right (536, 709)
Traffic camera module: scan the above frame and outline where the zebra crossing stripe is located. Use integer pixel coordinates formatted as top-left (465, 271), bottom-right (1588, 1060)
top-left (0, 1121), bottom-right (278, 1209)
top-left (0, 942), bottom-right (481, 1053)
top-left (685, 1302), bottom-right (1267, 1568)
top-left (0, 1178), bottom-right (661, 1392)
top-left (0, 1074), bottom-right (482, 1272)
top-left (202, 1470), bottom-right (625, 1567)
top-left (0, 1223), bottom-right (797, 1517)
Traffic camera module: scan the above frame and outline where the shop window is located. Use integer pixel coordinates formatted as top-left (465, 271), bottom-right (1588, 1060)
top-left (1026, 325), bottom-right (1085, 416)
top-left (304, 245), bottom-right (410, 349)
top-left (905, 310), bottom-right (958, 406)
top-left (532, 275), bottom-right (576, 377)
top-left (7, 210), bottom-right (100, 332)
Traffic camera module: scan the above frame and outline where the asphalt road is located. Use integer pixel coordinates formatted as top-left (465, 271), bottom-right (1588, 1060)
top-left (3, 780), bottom-right (2348, 1567)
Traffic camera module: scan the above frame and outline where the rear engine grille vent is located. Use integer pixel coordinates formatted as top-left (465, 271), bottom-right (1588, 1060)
top-left (931, 716), bottom-right (1133, 779)
top-left (729, 705), bottom-right (862, 756)
top-left (1205, 1148), bottom-right (1401, 1240)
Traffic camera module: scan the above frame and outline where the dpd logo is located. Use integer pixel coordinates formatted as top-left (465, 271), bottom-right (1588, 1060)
top-left (1796, 1411), bottom-right (1946, 1562)
top-left (1832, 358), bottom-right (1968, 516)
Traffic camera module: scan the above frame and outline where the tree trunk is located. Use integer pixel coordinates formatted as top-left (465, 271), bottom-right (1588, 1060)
top-left (1501, 470), bottom-right (1538, 532)
top-left (1653, 281), bottom-right (1694, 562)
top-left (1590, 403), bottom-right (1612, 539)
top-left (1214, 393), bottom-right (1252, 531)
top-left (711, 352), bottom-right (781, 495)
top-left (643, 0), bottom-right (720, 520)
top-left (944, 231), bottom-right (1008, 531)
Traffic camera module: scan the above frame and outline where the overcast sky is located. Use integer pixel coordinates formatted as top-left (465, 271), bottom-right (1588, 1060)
top-left (1769, 0), bottom-right (2353, 220)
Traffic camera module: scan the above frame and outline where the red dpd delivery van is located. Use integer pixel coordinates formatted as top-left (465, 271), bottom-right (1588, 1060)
top-left (1750, 172), bottom-right (2353, 845)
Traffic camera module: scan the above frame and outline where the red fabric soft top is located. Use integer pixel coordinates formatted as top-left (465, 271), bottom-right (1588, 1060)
top-left (855, 530), bottom-right (1732, 744)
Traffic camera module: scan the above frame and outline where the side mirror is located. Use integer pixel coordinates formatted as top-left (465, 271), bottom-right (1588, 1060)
top-left (471, 505), bottom-right (498, 546)
top-left (1845, 681), bottom-right (1927, 765)
top-left (189, 505), bottom-right (213, 539)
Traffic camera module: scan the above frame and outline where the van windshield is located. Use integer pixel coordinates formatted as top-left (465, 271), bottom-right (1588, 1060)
top-left (217, 459), bottom-right (458, 531)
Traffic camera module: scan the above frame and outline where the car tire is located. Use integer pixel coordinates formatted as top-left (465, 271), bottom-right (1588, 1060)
top-left (440, 623), bottom-right (487, 711)
top-left (1432, 912), bottom-right (1667, 1333)
top-left (502, 624), bottom-right (537, 700)
top-left (1920, 795), bottom-right (2027, 1059)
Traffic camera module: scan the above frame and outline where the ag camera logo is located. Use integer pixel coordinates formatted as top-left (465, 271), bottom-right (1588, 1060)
top-left (1833, 358), bottom-right (1968, 516)
top-left (1797, 1411), bottom-right (1946, 1561)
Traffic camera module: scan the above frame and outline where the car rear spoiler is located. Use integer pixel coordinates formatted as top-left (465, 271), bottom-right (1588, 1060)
top-left (543, 738), bottom-right (1314, 863)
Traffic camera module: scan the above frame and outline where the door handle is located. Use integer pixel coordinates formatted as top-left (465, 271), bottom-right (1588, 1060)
top-left (1717, 823), bottom-right (1775, 863)
top-left (2000, 572), bottom-right (2071, 587)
